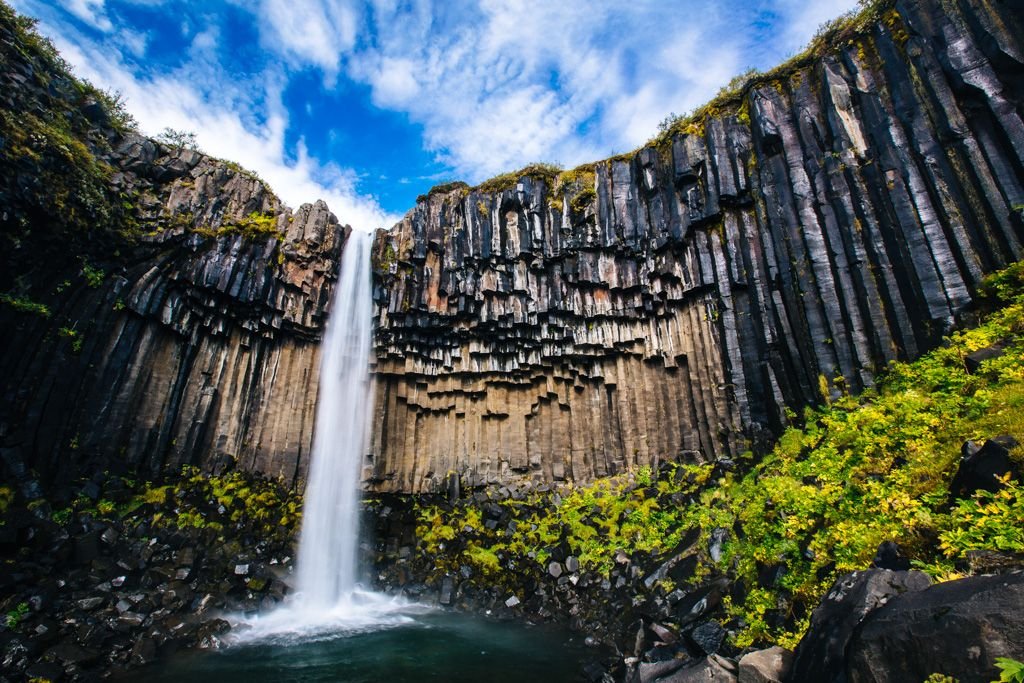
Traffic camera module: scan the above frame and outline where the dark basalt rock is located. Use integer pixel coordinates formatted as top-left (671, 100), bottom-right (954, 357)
top-left (950, 435), bottom-right (1021, 498)
top-left (846, 572), bottom-right (1024, 683)
top-left (870, 541), bottom-right (910, 571)
top-left (786, 569), bottom-right (932, 683)
top-left (367, 0), bottom-right (1024, 495)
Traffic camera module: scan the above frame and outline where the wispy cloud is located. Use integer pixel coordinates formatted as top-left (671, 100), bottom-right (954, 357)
top-left (248, 0), bottom-right (858, 182)
top-left (14, 1), bottom-right (400, 231)
top-left (14, 0), bottom-right (860, 227)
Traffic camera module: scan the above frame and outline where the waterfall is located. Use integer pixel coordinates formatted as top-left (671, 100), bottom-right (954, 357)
top-left (296, 228), bottom-right (375, 605)
top-left (234, 229), bottom-right (416, 643)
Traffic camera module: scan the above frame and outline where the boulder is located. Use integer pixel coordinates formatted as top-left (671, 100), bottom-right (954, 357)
top-left (688, 621), bottom-right (726, 656)
top-left (846, 572), bottom-right (1024, 683)
top-left (787, 569), bottom-right (931, 683)
top-left (949, 436), bottom-right (1020, 498)
top-left (738, 646), bottom-right (793, 683)
top-left (871, 541), bottom-right (910, 571)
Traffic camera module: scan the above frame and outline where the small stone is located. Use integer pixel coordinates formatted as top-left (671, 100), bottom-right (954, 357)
top-left (101, 527), bottom-right (120, 545)
top-left (565, 556), bottom-right (580, 573)
top-left (111, 575), bottom-right (126, 587)
top-left (234, 564), bottom-right (249, 576)
top-left (504, 595), bottom-right (520, 608)
top-left (76, 597), bottom-right (105, 610)
top-left (649, 622), bottom-right (678, 644)
top-left (548, 562), bottom-right (563, 578)
top-left (689, 620), bottom-right (727, 655)
top-left (738, 646), bottom-right (794, 683)
top-left (439, 576), bottom-right (454, 606)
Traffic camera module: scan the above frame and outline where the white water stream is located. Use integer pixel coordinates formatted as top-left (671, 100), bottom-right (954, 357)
top-left (235, 230), bottom-right (419, 642)
top-left (295, 228), bottom-right (375, 603)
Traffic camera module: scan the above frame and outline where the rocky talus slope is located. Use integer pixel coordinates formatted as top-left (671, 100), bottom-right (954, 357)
top-left (368, 0), bottom-right (1024, 493)
top-left (0, 5), bottom-right (348, 488)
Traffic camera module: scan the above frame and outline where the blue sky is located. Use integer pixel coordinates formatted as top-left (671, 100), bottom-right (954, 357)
top-left (14, 0), bottom-right (858, 231)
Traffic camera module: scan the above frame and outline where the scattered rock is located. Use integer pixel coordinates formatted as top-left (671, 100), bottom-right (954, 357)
top-left (964, 342), bottom-right (1006, 373)
top-left (870, 541), bottom-right (909, 571)
top-left (738, 646), bottom-right (793, 683)
top-left (689, 621), bottom-right (726, 656)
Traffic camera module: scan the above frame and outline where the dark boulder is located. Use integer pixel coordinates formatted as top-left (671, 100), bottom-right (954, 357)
top-left (949, 436), bottom-right (1020, 499)
top-left (846, 572), bottom-right (1024, 683)
top-left (870, 541), bottom-right (910, 571)
top-left (786, 569), bottom-right (931, 683)
top-left (688, 621), bottom-right (726, 656)
top-left (964, 342), bottom-right (1006, 374)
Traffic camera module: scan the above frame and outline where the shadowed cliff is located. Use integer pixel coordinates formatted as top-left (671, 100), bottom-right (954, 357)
top-left (0, 5), bottom-right (348, 489)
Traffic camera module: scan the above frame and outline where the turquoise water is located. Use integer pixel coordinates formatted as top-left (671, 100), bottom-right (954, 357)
top-left (137, 611), bottom-right (593, 682)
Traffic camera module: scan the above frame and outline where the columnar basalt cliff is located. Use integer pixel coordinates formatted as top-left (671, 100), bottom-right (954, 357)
top-left (369, 0), bottom-right (1024, 493)
top-left (0, 7), bottom-right (347, 487)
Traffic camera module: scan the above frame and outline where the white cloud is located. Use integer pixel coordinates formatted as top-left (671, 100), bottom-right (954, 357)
top-left (45, 30), bottom-right (398, 231)
top-left (59, 0), bottom-right (111, 31)
top-left (257, 0), bottom-right (360, 76)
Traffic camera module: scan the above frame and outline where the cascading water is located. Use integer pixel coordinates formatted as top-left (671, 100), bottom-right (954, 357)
top-left (295, 228), bottom-right (374, 605)
top-left (236, 229), bottom-right (415, 641)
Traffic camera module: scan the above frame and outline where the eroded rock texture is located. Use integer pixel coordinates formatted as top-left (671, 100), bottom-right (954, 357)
top-left (0, 143), bottom-right (347, 484)
top-left (369, 0), bottom-right (1024, 493)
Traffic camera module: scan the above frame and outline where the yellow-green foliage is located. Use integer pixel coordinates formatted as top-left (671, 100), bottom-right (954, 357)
top-left (415, 262), bottom-right (1024, 651)
top-left (416, 463), bottom-right (714, 579)
top-left (0, 486), bottom-right (13, 514)
top-left (138, 466), bottom-right (301, 535)
top-left (994, 658), bottom-right (1024, 683)
top-left (553, 166), bottom-right (597, 215)
top-left (417, 181), bottom-right (470, 203)
top-left (51, 466), bottom-right (301, 540)
top-left (0, 4), bottom-right (137, 236)
top-left (193, 212), bottom-right (283, 241)
top-left (474, 162), bottom-right (563, 195)
top-left (699, 261), bottom-right (1024, 648)
top-left (0, 293), bottom-right (50, 317)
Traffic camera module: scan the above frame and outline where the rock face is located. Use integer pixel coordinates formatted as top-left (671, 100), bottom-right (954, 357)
top-left (845, 571), bottom-right (1024, 683)
top-left (786, 569), bottom-right (932, 683)
top-left (0, 8), bottom-right (347, 487)
top-left (368, 0), bottom-right (1024, 492)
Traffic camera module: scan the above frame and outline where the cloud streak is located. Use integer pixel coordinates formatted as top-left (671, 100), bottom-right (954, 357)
top-left (15, 0), bottom-right (860, 228)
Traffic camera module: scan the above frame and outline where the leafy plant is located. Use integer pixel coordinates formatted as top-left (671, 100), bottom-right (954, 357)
top-left (994, 657), bottom-right (1024, 683)
top-left (156, 127), bottom-right (200, 151)
top-left (0, 293), bottom-right (50, 317)
top-left (5, 602), bottom-right (28, 629)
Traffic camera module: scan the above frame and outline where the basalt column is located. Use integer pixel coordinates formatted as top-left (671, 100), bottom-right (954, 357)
top-left (368, 0), bottom-right (1024, 494)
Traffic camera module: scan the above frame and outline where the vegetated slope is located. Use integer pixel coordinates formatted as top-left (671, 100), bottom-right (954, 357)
top-left (403, 262), bottom-right (1024, 650)
top-left (0, 2), bottom-right (347, 489)
top-left (367, 0), bottom-right (1024, 494)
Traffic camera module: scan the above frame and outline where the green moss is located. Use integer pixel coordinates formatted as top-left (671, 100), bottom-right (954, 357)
top-left (193, 211), bottom-right (284, 242)
top-left (417, 181), bottom-right (470, 203)
top-left (474, 162), bottom-right (563, 195)
top-left (0, 3), bottom-right (139, 239)
top-left (0, 293), bottom-right (50, 317)
top-left (650, 0), bottom-right (897, 149)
